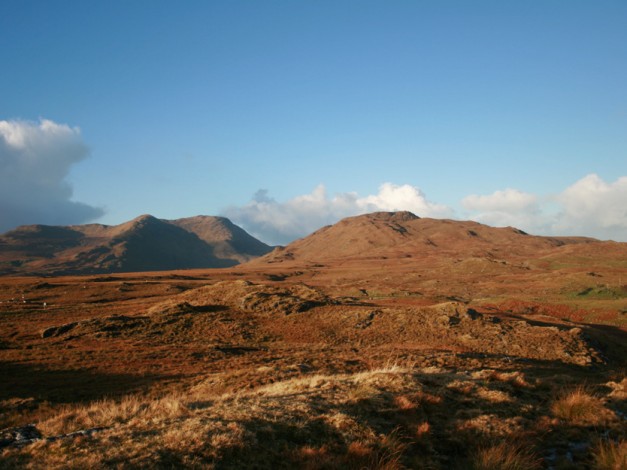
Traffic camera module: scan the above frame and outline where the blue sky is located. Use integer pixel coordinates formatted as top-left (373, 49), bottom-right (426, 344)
top-left (1, 1), bottom-right (626, 244)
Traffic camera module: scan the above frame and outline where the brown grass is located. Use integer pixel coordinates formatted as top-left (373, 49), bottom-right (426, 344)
top-left (550, 386), bottom-right (612, 426)
top-left (38, 393), bottom-right (190, 436)
top-left (471, 441), bottom-right (541, 470)
top-left (1, 270), bottom-right (626, 469)
top-left (592, 439), bottom-right (627, 470)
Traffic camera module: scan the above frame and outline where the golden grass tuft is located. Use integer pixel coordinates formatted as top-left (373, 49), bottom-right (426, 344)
top-left (38, 393), bottom-right (190, 436)
top-left (369, 428), bottom-right (408, 470)
top-left (393, 394), bottom-right (418, 412)
top-left (476, 387), bottom-right (513, 403)
top-left (416, 421), bottom-right (430, 435)
top-left (489, 371), bottom-right (530, 389)
top-left (472, 441), bottom-right (541, 470)
top-left (447, 379), bottom-right (475, 395)
top-left (592, 439), bottom-right (627, 470)
top-left (550, 386), bottom-right (611, 426)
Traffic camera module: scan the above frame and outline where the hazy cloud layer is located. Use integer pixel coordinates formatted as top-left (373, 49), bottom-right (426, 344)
top-left (225, 183), bottom-right (453, 245)
top-left (463, 174), bottom-right (627, 241)
top-left (0, 118), bottom-right (104, 233)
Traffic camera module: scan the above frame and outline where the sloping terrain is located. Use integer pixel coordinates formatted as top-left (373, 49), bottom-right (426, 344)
top-left (0, 212), bottom-right (626, 468)
top-left (247, 212), bottom-right (627, 327)
top-left (168, 215), bottom-right (273, 264)
top-left (255, 211), bottom-right (596, 264)
top-left (0, 276), bottom-right (625, 468)
top-left (0, 215), bottom-right (272, 276)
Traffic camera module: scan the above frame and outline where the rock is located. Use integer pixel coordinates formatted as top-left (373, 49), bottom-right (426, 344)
top-left (0, 424), bottom-right (42, 448)
top-left (41, 322), bottom-right (78, 338)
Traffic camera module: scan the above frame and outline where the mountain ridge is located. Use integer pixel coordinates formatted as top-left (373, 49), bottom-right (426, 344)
top-left (0, 215), bottom-right (273, 276)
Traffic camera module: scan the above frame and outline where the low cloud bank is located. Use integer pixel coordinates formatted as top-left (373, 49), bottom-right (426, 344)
top-left (0, 118), bottom-right (104, 233)
top-left (225, 183), bottom-right (452, 245)
top-left (462, 188), bottom-right (547, 233)
top-left (227, 175), bottom-right (627, 245)
top-left (462, 174), bottom-right (627, 241)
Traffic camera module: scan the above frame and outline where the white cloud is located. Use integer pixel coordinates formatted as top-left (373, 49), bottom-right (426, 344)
top-left (553, 174), bottom-right (627, 240)
top-left (462, 175), bottom-right (627, 241)
top-left (360, 183), bottom-right (452, 216)
top-left (228, 175), bottom-right (627, 245)
top-left (0, 118), bottom-right (104, 233)
top-left (461, 188), bottom-right (546, 230)
top-left (462, 188), bottom-right (538, 213)
top-left (225, 183), bottom-right (452, 245)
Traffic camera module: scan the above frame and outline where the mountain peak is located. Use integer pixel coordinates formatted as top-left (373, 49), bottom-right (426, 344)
top-left (131, 214), bottom-right (159, 224)
top-left (363, 211), bottom-right (420, 222)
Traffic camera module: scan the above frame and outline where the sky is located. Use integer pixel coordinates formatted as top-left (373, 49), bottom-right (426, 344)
top-left (1, 1), bottom-right (626, 245)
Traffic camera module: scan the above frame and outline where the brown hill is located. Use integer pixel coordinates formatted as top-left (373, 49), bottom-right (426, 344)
top-left (169, 215), bottom-right (271, 263)
top-left (0, 213), bottom-right (625, 468)
top-left (245, 212), bottom-right (627, 314)
top-left (0, 215), bottom-right (272, 276)
top-left (253, 211), bottom-right (596, 264)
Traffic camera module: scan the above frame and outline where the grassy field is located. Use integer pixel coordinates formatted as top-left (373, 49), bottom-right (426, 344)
top-left (1, 271), bottom-right (625, 468)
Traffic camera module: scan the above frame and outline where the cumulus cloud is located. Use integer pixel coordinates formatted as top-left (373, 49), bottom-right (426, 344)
top-left (233, 174), bottom-right (627, 245)
top-left (0, 118), bottom-right (104, 233)
top-left (463, 174), bottom-right (627, 241)
top-left (225, 183), bottom-right (452, 245)
top-left (553, 174), bottom-right (627, 240)
top-left (462, 189), bottom-right (538, 213)
top-left (461, 188), bottom-right (546, 230)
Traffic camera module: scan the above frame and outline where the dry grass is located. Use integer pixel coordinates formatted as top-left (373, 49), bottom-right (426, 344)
top-left (1, 273), bottom-right (626, 469)
top-left (2, 361), bottom-right (625, 469)
top-left (38, 393), bottom-right (190, 436)
top-left (471, 441), bottom-right (541, 470)
top-left (474, 369), bottom-right (531, 389)
top-left (550, 386), bottom-right (612, 426)
top-left (592, 439), bottom-right (627, 470)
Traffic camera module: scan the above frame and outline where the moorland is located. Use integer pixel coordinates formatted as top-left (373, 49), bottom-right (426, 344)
top-left (1, 211), bottom-right (625, 469)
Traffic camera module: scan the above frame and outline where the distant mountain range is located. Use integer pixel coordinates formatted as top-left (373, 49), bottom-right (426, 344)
top-left (0, 215), bottom-right (272, 275)
top-left (3, 211), bottom-right (623, 278)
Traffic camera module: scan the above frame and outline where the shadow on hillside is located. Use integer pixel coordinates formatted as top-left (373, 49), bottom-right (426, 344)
top-left (209, 361), bottom-right (623, 469)
top-left (0, 360), bottom-right (173, 404)
top-left (495, 312), bottom-right (627, 367)
top-left (0, 452), bottom-right (32, 469)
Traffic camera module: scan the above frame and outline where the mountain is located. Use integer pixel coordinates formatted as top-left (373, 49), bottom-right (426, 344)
top-left (245, 211), bottom-right (627, 307)
top-left (168, 216), bottom-right (271, 263)
top-left (253, 211), bottom-right (597, 265)
top-left (0, 215), bottom-right (272, 275)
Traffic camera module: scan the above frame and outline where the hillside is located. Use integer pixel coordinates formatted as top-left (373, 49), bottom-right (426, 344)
top-left (0, 215), bottom-right (272, 276)
top-left (168, 215), bottom-right (271, 263)
top-left (255, 211), bottom-right (596, 264)
top-left (0, 273), bottom-right (625, 468)
top-left (244, 211), bottom-right (627, 322)
top-left (0, 211), bottom-right (626, 468)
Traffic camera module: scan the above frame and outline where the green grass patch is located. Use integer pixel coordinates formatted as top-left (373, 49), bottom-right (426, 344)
top-left (566, 285), bottom-right (627, 300)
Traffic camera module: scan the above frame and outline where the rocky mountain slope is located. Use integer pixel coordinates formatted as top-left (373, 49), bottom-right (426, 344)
top-left (0, 215), bottom-right (272, 275)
